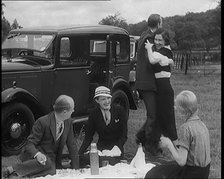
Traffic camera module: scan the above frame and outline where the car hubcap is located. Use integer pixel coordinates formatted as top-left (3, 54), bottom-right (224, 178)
top-left (10, 123), bottom-right (22, 139)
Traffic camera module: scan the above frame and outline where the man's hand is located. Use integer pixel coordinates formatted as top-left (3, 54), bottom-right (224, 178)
top-left (35, 152), bottom-right (47, 165)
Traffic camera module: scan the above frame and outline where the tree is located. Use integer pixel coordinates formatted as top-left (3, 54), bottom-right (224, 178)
top-left (2, 16), bottom-right (11, 43)
top-left (129, 21), bottom-right (147, 36)
top-left (11, 18), bottom-right (22, 29)
top-left (2, 2), bottom-right (5, 17)
top-left (2, 3), bottom-right (11, 43)
top-left (99, 12), bottom-right (129, 31)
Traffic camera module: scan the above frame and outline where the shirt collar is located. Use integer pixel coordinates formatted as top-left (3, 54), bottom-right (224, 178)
top-left (54, 113), bottom-right (64, 125)
top-left (187, 115), bottom-right (200, 122)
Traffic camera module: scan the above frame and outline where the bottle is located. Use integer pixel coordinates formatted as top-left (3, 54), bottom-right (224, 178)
top-left (90, 143), bottom-right (99, 175)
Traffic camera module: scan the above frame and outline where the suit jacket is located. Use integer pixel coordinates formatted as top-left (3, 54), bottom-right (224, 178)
top-left (135, 29), bottom-right (157, 91)
top-left (25, 112), bottom-right (79, 169)
top-left (79, 105), bottom-right (128, 155)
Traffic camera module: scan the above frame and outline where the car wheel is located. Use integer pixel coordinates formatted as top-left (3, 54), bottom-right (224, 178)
top-left (1, 103), bottom-right (35, 156)
top-left (112, 90), bottom-right (130, 118)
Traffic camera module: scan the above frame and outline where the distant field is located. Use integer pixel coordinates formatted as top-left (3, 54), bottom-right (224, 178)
top-left (2, 69), bottom-right (221, 178)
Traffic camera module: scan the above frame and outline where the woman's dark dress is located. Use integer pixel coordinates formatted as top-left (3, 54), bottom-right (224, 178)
top-left (151, 46), bottom-right (177, 143)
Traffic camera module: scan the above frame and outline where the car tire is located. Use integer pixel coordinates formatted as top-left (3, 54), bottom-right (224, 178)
top-left (1, 103), bottom-right (35, 156)
top-left (112, 90), bottom-right (130, 118)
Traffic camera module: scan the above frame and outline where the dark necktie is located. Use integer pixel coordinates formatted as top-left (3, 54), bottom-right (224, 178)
top-left (56, 123), bottom-right (63, 140)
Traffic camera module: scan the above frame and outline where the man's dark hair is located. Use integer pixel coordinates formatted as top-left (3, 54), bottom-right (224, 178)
top-left (147, 14), bottom-right (162, 28)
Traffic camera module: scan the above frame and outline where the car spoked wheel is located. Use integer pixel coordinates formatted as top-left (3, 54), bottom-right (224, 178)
top-left (1, 103), bottom-right (35, 156)
top-left (112, 90), bottom-right (130, 118)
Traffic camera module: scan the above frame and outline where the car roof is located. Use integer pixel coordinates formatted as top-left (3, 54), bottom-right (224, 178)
top-left (10, 24), bottom-right (129, 36)
top-left (130, 35), bottom-right (140, 40)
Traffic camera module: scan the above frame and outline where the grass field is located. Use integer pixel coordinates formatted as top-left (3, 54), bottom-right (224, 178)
top-left (2, 68), bottom-right (221, 178)
top-left (125, 71), bottom-right (221, 178)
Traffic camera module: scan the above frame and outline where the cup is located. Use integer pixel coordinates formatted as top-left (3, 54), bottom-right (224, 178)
top-left (120, 159), bottom-right (128, 164)
top-left (102, 160), bottom-right (109, 167)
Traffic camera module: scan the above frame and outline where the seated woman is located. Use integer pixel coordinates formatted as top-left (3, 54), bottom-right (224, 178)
top-left (78, 86), bottom-right (128, 167)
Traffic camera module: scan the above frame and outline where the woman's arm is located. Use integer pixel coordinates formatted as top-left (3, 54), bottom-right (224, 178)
top-left (153, 51), bottom-right (174, 65)
top-left (145, 40), bottom-right (160, 64)
top-left (116, 107), bottom-right (128, 151)
top-left (160, 136), bottom-right (188, 166)
top-left (78, 113), bottom-right (95, 155)
top-left (145, 40), bottom-right (174, 65)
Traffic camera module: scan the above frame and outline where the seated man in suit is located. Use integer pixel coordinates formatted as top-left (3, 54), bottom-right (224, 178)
top-left (2, 95), bottom-right (79, 178)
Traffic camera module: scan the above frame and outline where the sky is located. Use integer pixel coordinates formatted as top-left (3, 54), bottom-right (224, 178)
top-left (2, 0), bottom-right (219, 28)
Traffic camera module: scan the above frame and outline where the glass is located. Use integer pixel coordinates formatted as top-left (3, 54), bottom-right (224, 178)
top-left (120, 159), bottom-right (128, 164)
top-left (102, 160), bottom-right (109, 167)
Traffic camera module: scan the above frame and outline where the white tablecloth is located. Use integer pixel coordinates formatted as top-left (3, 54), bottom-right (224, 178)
top-left (36, 163), bottom-right (155, 179)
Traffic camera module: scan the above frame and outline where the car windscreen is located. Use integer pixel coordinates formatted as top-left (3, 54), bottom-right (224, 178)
top-left (2, 33), bottom-right (55, 60)
top-left (2, 33), bottom-right (55, 52)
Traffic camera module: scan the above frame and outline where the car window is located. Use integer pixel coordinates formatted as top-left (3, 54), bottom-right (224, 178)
top-left (60, 37), bottom-right (71, 58)
top-left (115, 36), bottom-right (129, 63)
top-left (90, 40), bottom-right (106, 57)
top-left (130, 42), bottom-right (135, 59)
top-left (59, 36), bottom-right (88, 66)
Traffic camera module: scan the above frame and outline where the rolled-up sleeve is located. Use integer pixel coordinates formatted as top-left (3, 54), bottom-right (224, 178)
top-left (176, 125), bottom-right (191, 151)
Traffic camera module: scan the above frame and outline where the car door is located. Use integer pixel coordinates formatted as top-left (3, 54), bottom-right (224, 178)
top-left (53, 35), bottom-right (90, 116)
top-left (112, 34), bottom-right (130, 82)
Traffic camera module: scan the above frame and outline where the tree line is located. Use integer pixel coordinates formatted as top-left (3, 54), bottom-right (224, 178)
top-left (99, 2), bottom-right (221, 51)
top-left (2, 2), bottom-right (221, 51)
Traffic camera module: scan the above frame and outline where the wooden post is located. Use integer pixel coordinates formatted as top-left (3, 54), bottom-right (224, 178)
top-left (180, 53), bottom-right (184, 70)
top-left (203, 54), bottom-right (206, 76)
top-left (185, 53), bottom-right (188, 75)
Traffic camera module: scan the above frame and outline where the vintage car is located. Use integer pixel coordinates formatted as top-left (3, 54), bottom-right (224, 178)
top-left (1, 25), bottom-right (137, 156)
top-left (129, 35), bottom-right (140, 103)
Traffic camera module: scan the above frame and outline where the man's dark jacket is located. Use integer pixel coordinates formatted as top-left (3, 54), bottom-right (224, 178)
top-left (25, 112), bottom-right (79, 169)
top-left (135, 29), bottom-right (157, 91)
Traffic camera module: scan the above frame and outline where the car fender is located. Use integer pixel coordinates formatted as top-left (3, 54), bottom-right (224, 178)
top-left (2, 87), bottom-right (45, 118)
top-left (112, 78), bottom-right (137, 110)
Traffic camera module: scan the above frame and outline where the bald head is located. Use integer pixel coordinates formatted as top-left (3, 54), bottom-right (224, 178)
top-left (53, 95), bottom-right (74, 113)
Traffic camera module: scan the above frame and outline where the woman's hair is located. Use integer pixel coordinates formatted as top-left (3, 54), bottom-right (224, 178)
top-left (175, 90), bottom-right (198, 116)
top-left (53, 95), bottom-right (74, 113)
top-left (154, 28), bottom-right (170, 46)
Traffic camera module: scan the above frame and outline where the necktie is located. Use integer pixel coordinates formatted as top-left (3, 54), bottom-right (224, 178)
top-left (56, 122), bottom-right (63, 140)
top-left (104, 110), bottom-right (111, 126)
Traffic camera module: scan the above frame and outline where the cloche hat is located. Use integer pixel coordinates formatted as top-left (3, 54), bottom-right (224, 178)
top-left (94, 86), bottom-right (112, 99)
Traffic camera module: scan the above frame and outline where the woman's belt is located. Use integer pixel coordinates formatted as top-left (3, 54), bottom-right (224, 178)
top-left (155, 71), bottom-right (171, 78)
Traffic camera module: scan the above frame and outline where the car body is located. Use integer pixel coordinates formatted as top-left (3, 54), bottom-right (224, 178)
top-left (129, 35), bottom-right (140, 64)
top-left (1, 25), bottom-right (137, 156)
